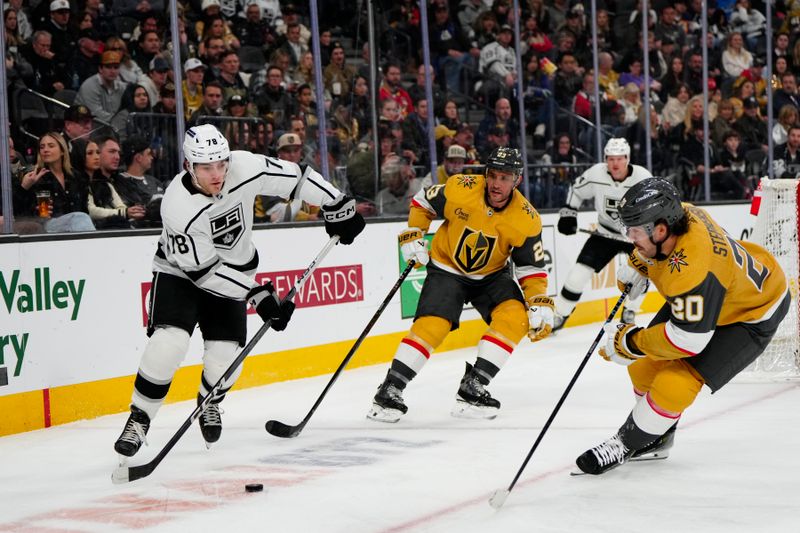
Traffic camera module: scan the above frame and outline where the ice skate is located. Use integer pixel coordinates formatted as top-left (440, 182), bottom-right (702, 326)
top-left (574, 434), bottom-right (632, 475)
top-left (367, 377), bottom-right (408, 423)
top-left (198, 394), bottom-right (223, 448)
top-left (621, 307), bottom-right (636, 325)
top-left (631, 425), bottom-right (676, 462)
top-left (114, 406), bottom-right (150, 458)
top-left (451, 363), bottom-right (500, 419)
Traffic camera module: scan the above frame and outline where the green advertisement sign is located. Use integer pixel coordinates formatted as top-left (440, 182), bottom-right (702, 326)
top-left (399, 235), bottom-right (433, 319)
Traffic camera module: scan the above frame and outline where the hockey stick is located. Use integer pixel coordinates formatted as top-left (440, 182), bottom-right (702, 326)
top-left (111, 235), bottom-right (340, 484)
top-left (578, 227), bottom-right (630, 243)
top-left (489, 286), bottom-right (630, 509)
top-left (265, 259), bottom-right (417, 438)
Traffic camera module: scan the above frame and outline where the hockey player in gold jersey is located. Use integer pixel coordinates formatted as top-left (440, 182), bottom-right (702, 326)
top-left (576, 179), bottom-right (791, 475)
top-left (367, 147), bottom-right (553, 422)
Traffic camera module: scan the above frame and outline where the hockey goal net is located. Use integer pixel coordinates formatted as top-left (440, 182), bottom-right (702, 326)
top-left (746, 178), bottom-right (800, 378)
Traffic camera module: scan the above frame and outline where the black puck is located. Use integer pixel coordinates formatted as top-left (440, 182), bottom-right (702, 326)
top-left (245, 483), bottom-right (264, 493)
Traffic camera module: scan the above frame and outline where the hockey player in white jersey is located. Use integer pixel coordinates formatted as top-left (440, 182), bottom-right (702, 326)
top-left (553, 138), bottom-right (652, 331)
top-left (114, 124), bottom-right (365, 457)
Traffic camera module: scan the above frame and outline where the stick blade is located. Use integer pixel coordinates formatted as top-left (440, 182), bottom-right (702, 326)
top-left (265, 419), bottom-right (301, 438)
top-left (111, 465), bottom-right (130, 484)
top-left (489, 489), bottom-right (510, 509)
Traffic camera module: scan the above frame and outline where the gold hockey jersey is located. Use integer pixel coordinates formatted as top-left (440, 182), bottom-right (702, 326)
top-left (409, 174), bottom-right (549, 300)
top-left (629, 205), bottom-right (788, 360)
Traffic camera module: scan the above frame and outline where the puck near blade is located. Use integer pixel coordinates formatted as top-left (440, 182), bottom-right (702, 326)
top-left (245, 483), bottom-right (264, 493)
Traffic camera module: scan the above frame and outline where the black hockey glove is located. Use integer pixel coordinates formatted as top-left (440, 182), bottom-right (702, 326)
top-left (322, 195), bottom-right (366, 245)
top-left (557, 207), bottom-right (578, 235)
top-left (246, 281), bottom-right (295, 331)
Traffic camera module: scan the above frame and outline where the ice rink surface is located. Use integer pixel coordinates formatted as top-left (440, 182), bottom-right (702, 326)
top-left (1, 318), bottom-right (798, 533)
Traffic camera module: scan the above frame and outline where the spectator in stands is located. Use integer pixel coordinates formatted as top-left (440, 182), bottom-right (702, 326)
top-left (72, 137), bottom-right (129, 229)
top-left (132, 31), bottom-right (162, 74)
top-left (275, 4), bottom-right (310, 44)
top-left (199, 36), bottom-right (226, 78)
top-left (470, 11), bottom-right (498, 50)
top-left (317, 29), bottom-right (334, 67)
top-left (140, 56), bottom-right (170, 107)
top-left (772, 56), bottom-right (789, 92)
top-left (553, 52), bottom-right (582, 108)
top-left (103, 37), bottom-right (143, 86)
top-left (153, 82), bottom-right (177, 115)
top-left (683, 50), bottom-right (704, 96)
top-left (278, 22), bottom-right (307, 69)
top-left (618, 82), bottom-right (642, 128)
top-left (718, 130), bottom-right (749, 193)
top-left (293, 83), bottom-right (318, 127)
top-left (439, 99), bottom-right (462, 131)
top-left (374, 155), bottom-right (421, 216)
top-left (402, 97), bottom-right (430, 167)
top-left (453, 121), bottom-right (479, 164)
top-left (735, 96), bottom-right (767, 152)
top-left (475, 97), bottom-right (518, 155)
top-left (660, 55), bottom-right (684, 101)
top-left (39, 0), bottom-right (74, 68)
top-left (573, 71), bottom-right (598, 121)
top-left (421, 144), bottom-right (466, 188)
top-left (93, 133), bottom-right (146, 225)
top-left (349, 75), bottom-right (371, 135)
top-left (711, 99), bottom-right (736, 147)
top-left (721, 32), bottom-right (753, 80)
top-left (683, 121), bottom-right (746, 199)
top-left (379, 61), bottom-right (414, 120)
top-left (21, 30), bottom-right (65, 95)
top-left (660, 83), bottom-right (690, 132)
top-left (595, 52), bottom-right (620, 96)
top-left (729, 0), bottom-right (766, 51)
top-left (520, 13), bottom-right (553, 56)
top-left (772, 72), bottom-right (800, 118)
top-left (773, 31), bottom-right (791, 65)
top-left (76, 50), bottom-right (129, 132)
top-left (479, 24), bottom-right (517, 107)
top-left (772, 124), bottom-right (800, 179)
top-left (408, 64), bottom-right (446, 120)
top-left (772, 104), bottom-right (798, 146)
top-left (291, 51), bottom-right (315, 90)
top-left (182, 58), bottom-right (206, 120)
top-left (655, 4), bottom-right (687, 52)
top-left (253, 65), bottom-right (293, 130)
top-left (8, 0), bottom-right (31, 42)
top-left (200, 15), bottom-right (240, 53)
top-left (72, 37), bottom-right (102, 88)
top-left (430, 2), bottom-right (478, 93)
top-left (60, 104), bottom-right (93, 151)
top-left (234, 1), bottom-right (276, 50)
top-left (188, 80), bottom-right (224, 127)
top-left (529, 0), bottom-right (551, 34)
top-left (114, 134), bottom-right (163, 228)
top-left (14, 131), bottom-right (94, 232)
top-left (212, 50), bottom-right (248, 103)
top-left (323, 42), bottom-right (356, 104)
top-left (739, 57), bottom-right (767, 109)
top-left (478, 125), bottom-right (510, 161)
top-left (536, 132), bottom-right (579, 208)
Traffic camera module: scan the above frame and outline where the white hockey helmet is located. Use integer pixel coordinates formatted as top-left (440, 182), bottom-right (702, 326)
top-left (183, 124), bottom-right (230, 166)
top-left (604, 138), bottom-right (630, 161)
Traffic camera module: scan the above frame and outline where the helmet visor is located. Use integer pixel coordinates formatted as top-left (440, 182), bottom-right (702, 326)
top-left (623, 223), bottom-right (654, 241)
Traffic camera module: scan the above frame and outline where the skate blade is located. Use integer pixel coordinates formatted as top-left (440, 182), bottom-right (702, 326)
top-left (366, 404), bottom-right (403, 423)
top-left (450, 400), bottom-right (498, 420)
top-left (630, 450), bottom-right (670, 462)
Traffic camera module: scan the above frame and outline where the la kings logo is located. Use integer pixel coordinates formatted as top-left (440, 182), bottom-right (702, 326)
top-left (454, 227), bottom-right (497, 273)
top-left (210, 204), bottom-right (245, 249)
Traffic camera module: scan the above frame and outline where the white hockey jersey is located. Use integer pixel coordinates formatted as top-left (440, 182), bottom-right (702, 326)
top-left (565, 163), bottom-right (653, 236)
top-left (153, 151), bottom-right (340, 300)
top-left (479, 42), bottom-right (516, 79)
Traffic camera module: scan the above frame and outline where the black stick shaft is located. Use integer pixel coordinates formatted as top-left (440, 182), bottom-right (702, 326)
top-left (266, 260), bottom-right (417, 437)
top-left (122, 236), bottom-right (340, 482)
top-left (503, 287), bottom-right (630, 493)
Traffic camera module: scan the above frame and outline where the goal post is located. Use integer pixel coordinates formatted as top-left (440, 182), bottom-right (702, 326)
top-left (746, 178), bottom-right (800, 378)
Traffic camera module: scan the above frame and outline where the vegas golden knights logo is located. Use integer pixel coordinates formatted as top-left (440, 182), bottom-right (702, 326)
top-left (454, 227), bottom-right (497, 273)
